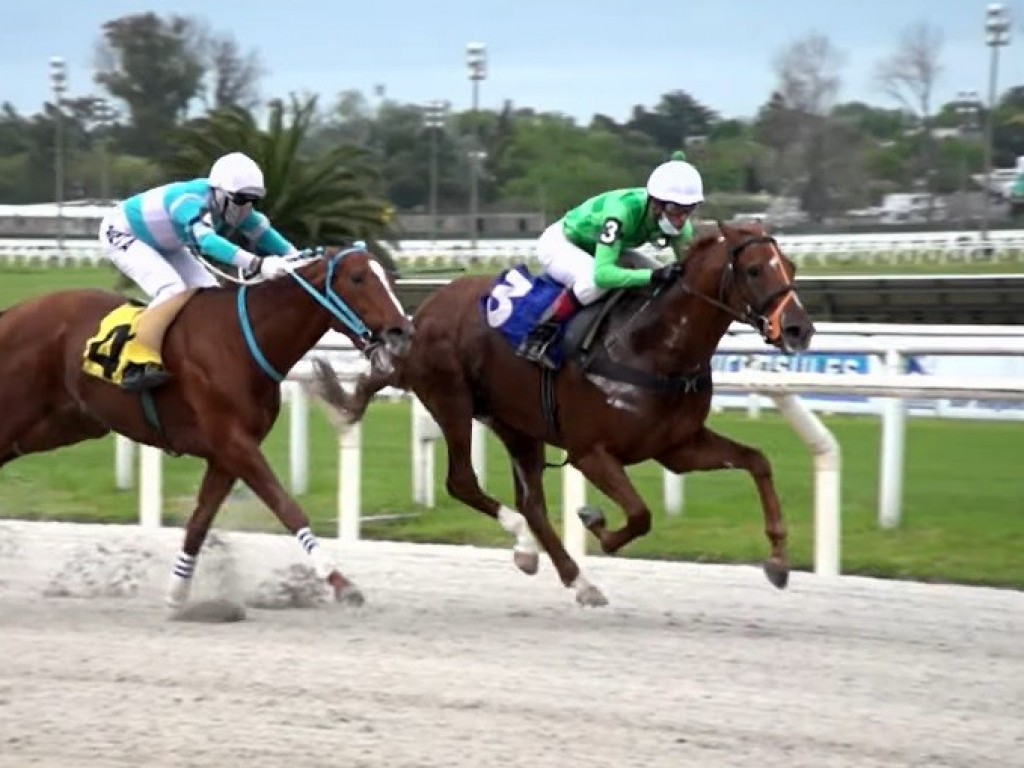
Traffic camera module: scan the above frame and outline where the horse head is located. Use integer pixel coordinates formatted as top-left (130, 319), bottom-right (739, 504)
top-left (290, 243), bottom-right (414, 368)
top-left (685, 221), bottom-right (815, 353)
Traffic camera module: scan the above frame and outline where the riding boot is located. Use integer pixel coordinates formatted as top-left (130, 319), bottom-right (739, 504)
top-left (120, 358), bottom-right (172, 392)
top-left (517, 288), bottom-right (581, 368)
top-left (119, 329), bottom-right (171, 392)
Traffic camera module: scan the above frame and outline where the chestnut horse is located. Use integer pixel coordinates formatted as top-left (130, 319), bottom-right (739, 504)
top-left (312, 223), bottom-right (815, 606)
top-left (0, 245), bottom-right (413, 610)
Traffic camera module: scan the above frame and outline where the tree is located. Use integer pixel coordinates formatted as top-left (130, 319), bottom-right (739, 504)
top-left (873, 22), bottom-right (944, 216)
top-left (753, 91), bottom-right (798, 194)
top-left (772, 33), bottom-right (848, 220)
top-left (202, 33), bottom-right (263, 111)
top-left (94, 13), bottom-right (207, 156)
top-left (169, 96), bottom-right (396, 269)
top-left (495, 113), bottom-right (655, 217)
top-left (832, 102), bottom-right (907, 142)
top-left (993, 86), bottom-right (1024, 167)
top-left (625, 91), bottom-right (718, 153)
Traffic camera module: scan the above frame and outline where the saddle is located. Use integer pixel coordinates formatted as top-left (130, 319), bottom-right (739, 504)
top-left (82, 290), bottom-right (198, 389)
top-left (481, 261), bottom-right (712, 434)
top-left (481, 250), bottom-right (663, 372)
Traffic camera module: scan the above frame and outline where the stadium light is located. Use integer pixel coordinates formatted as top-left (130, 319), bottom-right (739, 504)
top-left (48, 56), bottom-right (67, 253)
top-left (94, 97), bottom-right (118, 201)
top-left (424, 100), bottom-right (449, 240)
top-left (466, 42), bottom-right (487, 250)
top-left (981, 3), bottom-right (1012, 239)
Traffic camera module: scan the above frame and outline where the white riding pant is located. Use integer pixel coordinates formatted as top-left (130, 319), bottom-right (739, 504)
top-left (536, 222), bottom-right (606, 305)
top-left (98, 208), bottom-right (218, 308)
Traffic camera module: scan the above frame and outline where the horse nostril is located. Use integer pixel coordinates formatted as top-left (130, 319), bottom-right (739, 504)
top-left (784, 323), bottom-right (813, 349)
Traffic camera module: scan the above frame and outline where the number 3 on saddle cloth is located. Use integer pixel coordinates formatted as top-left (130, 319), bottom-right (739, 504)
top-left (482, 265), bottom-right (572, 368)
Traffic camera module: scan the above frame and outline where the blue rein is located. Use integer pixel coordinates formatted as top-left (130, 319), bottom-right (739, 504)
top-left (237, 245), bottom-right (372, 383)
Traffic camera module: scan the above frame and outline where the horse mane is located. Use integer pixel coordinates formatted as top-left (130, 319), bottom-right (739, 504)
top-left (686, 232), bottom-right (724, 259)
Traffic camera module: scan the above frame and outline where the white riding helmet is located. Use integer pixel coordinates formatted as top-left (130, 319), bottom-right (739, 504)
top-left (646, 159), bottom-right (704, 207)
top-left (208, 152), bottom-right (265, 226)
top-left (209, 152), bottom-right (265, 196)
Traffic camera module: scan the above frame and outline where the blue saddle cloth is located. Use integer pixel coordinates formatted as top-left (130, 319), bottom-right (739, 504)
top-left (480, 265), bottom-right (567, 367)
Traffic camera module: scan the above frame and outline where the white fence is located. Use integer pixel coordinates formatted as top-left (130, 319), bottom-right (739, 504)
top-left (4, 229), bottom-right (1024, 269)
top-left (108, 324), bottom-right (1024, 581)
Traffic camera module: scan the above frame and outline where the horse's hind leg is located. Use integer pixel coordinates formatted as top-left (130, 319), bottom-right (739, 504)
top-left (657, 426), bottom-right (789, 589)
top-left (165, 463), bottom-right (237, 610)
top-left (490, 422), bottom-right (607, 607)
top-left (0, 405), bottom-right (108, 467)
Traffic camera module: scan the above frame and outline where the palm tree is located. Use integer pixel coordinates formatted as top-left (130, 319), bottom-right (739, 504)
top-left (168, 95), bottom-right (397, 271)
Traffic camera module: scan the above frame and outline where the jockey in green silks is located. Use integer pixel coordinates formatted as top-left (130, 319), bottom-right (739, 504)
top-left (519, 150), bottom-right (704, 368)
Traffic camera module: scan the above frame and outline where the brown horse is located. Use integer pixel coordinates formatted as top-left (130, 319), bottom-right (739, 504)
top-left (312, 222), bottom-right (814, 606)
top-left (0, 244), bottom-right (413, 611)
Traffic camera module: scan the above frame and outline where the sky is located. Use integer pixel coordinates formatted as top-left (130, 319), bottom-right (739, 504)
top-left (3, 0), bottom-right (1024, 123)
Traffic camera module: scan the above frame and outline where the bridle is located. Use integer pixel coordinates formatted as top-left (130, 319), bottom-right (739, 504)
top-left (678, 235), bottom-right (797, 344)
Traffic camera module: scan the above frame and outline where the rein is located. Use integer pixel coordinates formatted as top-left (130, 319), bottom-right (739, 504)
top-left (678, 235), bottom-right (795, 335)
top-left (582, 235), bottom-right (796, 394)
top-left (237, 244), bottom-right (373, 383)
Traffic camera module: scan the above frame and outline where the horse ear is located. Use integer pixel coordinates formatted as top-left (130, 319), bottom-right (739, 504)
top-left (715, 219), bottom-right (732, 238)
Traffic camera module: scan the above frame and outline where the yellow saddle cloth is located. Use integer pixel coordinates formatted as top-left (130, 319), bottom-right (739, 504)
top-left (82, 303), bottom-right (161, 385)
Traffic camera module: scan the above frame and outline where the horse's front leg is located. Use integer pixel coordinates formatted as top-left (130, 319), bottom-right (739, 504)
top-left (211, 429), bottom-right (364, 605)
top-left (572, 445), bottom-right (653, 555)
top-left (657, 426), bottom-right (789, 589)
top-left (166, 462), bottom-right (236, 610)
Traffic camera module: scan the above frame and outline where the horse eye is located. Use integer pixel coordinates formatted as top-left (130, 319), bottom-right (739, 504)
top-left (350, 270), bottom-right (366, 285)
top-left (746, 265), bottom-right (761, 278)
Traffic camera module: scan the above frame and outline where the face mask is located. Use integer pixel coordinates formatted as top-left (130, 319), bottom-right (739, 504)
top-left (658, 214), bottom-right (681, 236)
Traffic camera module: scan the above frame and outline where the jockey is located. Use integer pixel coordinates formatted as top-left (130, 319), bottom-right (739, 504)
top-left (518, 151), bottom-right (703, 368)
top-left (97, 151), bottom-right (297, 391)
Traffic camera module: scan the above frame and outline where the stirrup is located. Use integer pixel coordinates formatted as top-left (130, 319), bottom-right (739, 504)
top-left (518, 324), bottom-right (559, 368)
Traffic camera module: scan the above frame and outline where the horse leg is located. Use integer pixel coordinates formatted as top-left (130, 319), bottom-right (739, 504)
top-left (657, 426), bottom-right (789, 589)
top-left (308, 360), bottom-right (395, 426)
top-left (0, 408), bottom-right (109, 468)
top-left (415, 382), bottom-right (542, 576)
top-left (209, 429), bottom-right (364, 604)
top-left (572, 445), bottom-right (654, 555)
top-left (165, 463), bottom-right (237, 610)
top-left (490, 422), bottom-right (607, 606)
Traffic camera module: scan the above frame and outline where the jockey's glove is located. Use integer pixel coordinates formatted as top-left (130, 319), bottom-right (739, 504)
top-left (650, 262), bottom-right (683, 286)
top-left (256, 256), bottom-right (291, 279)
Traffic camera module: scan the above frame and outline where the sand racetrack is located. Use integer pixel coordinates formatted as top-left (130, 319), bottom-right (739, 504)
top-left (0, 520), bottom-right (1021, 768)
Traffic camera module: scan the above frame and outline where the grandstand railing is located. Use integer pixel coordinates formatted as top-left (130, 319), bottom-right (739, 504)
top-left (4, 230), bottom-right (1024, 269)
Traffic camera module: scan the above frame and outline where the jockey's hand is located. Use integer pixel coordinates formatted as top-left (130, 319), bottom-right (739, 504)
top-left (258, 256), bottom-right (291, 279)
top-left (650, 262), bottom-right (683, 286)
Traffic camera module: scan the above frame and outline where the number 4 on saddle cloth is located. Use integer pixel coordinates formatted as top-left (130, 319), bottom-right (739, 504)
top-left (82, 290), bottom-right (197, 391)
top-left (482, 265), bottom-right (612, 370)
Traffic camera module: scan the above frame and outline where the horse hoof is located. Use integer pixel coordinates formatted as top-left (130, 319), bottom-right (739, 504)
top-left (513, 550), bottom-right (540, 575)
top-left (328, 572), bottom-right (366, 606)
top-left (575, 584), bottom-right (609, 608)
top-left (578, 505), bottom-right (605, 530)
top-left (336, 584), bottom-right (366, 606)
top-left (763, 559), bottom-right (790, 590)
